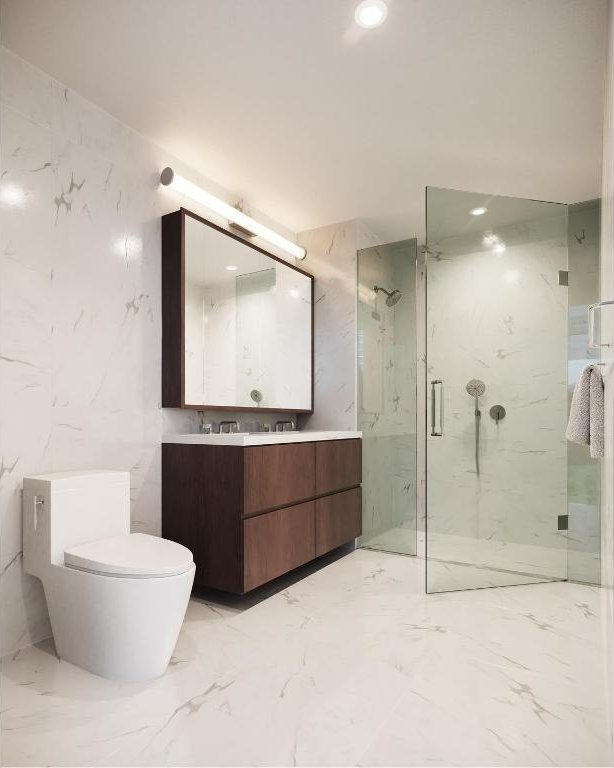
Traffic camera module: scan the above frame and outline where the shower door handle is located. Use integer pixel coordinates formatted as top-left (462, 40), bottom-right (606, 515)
top-left (431, 380), bottom-right (443, 436)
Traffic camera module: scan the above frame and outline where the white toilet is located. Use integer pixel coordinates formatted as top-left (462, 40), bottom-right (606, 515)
top-left (22, 470), bottom-right (195, 682)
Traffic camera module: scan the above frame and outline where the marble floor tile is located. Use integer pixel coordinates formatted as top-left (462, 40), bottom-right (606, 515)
top-left (1, 550), bottom-right (611, 767)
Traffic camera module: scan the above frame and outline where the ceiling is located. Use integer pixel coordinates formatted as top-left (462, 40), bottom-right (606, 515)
top-left (1, 0), bottom-right (608, 242)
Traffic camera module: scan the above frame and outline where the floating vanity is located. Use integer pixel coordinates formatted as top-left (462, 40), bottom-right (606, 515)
top-left (162, 432), bottom-right (362, 593)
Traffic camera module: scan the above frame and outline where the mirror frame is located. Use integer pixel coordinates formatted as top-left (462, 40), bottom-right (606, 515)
top-left (162, 207), bottom-right (314, 413)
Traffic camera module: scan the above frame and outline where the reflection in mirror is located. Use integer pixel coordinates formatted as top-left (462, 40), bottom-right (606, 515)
top-left (183, 212), bottom-right (312, 411)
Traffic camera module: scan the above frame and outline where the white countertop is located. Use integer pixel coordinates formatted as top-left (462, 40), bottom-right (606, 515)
top-left (162, 430), bottom-right (362, 446)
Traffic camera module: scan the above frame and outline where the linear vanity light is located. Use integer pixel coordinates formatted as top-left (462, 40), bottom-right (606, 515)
top-left (159, 167), bottom-right (306, 260)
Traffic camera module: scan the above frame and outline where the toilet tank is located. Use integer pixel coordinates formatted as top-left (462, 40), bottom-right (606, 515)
top-left (23, 470), bottom-right (130, 577)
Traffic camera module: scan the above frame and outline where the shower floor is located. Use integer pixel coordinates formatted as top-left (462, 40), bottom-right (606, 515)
top-left (1, 549), bottom-right (610, 767)
top-left (426, 531), bottom-right (569, 591)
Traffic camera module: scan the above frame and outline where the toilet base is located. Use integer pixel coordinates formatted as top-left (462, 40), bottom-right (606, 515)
top-left (42, 563), bottom-right (195, 682)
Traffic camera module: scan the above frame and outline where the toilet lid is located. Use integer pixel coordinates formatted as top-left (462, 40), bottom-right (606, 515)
top-left (64, 533), bottom-right (194, 578)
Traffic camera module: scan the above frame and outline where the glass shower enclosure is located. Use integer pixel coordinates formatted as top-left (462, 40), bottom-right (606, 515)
top-left (355, 188), bottom-right (600, 590)
top-left (425, 187), bottom-right (571, 592)
top-left (357, 239), bottom-right (417, 556)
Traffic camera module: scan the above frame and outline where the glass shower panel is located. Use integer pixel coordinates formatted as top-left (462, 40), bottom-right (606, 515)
top-left (358, 239), bottom-right (417, 556)
top-left (426, 187), bottom-right (569, 592)
top-left (567, 200), bottom-right (601, 584)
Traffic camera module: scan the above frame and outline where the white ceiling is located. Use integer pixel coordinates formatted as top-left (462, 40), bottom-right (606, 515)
top-left (1, 0), bottom-right (608, 242)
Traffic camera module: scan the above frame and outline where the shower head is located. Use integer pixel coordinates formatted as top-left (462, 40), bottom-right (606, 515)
top-left (373, 285), bottom-right (402, 307)
top-left (466, 379), bottom-right (486, 397)
top-left (385, 290), bottom-right (402, 307)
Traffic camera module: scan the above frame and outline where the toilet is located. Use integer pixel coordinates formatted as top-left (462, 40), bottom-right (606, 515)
top-left (22, 470), bottom-right (195, 682)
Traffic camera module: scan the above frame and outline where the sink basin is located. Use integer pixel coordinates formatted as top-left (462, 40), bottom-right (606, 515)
top-left (162, 430), bottom-right (362, 446)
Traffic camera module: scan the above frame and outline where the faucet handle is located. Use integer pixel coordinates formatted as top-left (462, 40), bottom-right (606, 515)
top-left (218, 420), bottom-right (239, 434)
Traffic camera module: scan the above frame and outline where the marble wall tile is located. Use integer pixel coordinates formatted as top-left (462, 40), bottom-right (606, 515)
top-left (297, 221), bottom-right (360, 430)
top-left (0, 47), bottom-right (299, 655)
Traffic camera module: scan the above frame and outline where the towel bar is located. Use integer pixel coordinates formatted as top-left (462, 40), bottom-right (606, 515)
top-left (588, 300), bottom-right (614, 349)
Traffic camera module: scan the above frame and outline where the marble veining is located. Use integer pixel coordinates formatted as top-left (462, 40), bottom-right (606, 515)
top-left (0, 47), bottom-right (299, 656)
top-left (1, 549), bottom-right (611, 767)
top-left (297, 221), bottom-right (360, 431)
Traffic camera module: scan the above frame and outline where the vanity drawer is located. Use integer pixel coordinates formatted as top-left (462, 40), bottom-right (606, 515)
top-left (315, 487), bottom-right (362, 556)
top-left (315, 439), bottom-right (362, 495)
top-left (243, 501), bottom-right (316, 591)
top-left (243, 443), bottom-right (315, 515)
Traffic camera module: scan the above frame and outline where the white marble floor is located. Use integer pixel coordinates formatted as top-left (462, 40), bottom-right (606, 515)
top-left (1, 550), bottom-right (612, 767)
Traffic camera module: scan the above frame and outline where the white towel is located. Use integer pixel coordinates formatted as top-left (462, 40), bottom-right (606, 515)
top-left (566, 364), bottom-right (604, 458)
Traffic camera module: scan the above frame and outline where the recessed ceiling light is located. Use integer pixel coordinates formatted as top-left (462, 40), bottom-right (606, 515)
top-left (470, 206), bottom-right (487, 216)
top-left (355, 0), bottom-right (388, 29)
top-left (226, 265), bottom-right (238, 271)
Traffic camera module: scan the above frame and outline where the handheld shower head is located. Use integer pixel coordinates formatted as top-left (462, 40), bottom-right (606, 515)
top-left (466, 379), bottom-right (486, 397)
top-left (373, 285), bottom-right (402, 307)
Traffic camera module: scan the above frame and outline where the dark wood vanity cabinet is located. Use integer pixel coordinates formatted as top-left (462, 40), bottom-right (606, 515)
top-left (162, 438), bottom-right (362, 593)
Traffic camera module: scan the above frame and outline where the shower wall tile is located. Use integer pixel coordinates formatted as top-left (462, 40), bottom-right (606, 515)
top-left (0, 48), bottom-right (298, 655)
top-left (426, 215), bottom-right (569, 581)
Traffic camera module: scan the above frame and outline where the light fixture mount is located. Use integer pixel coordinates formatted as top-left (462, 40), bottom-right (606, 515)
top-left (228, 201), bottom-right (256, 238)
top-left (159, 167), bottom-right (306, 260)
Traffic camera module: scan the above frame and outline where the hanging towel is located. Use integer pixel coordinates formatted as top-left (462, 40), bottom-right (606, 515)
top-left (566, 364), bottom-right (604, 458)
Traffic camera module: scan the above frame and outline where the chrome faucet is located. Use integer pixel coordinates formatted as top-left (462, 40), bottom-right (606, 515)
top-left (275, 420), bottom-right (294, 432)
top-left (218, 420), bottom-right (239, 434)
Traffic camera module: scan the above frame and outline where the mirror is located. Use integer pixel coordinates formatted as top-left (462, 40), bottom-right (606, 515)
top-left (163, 209), bottom-right (313, 412)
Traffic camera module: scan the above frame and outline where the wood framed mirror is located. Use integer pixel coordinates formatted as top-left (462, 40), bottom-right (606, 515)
top-left (162, 208), bottom-right (314, 413)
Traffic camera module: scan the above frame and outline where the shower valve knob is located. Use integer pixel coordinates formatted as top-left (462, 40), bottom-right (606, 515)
top-left (489, 405), bottom-right (506, 423)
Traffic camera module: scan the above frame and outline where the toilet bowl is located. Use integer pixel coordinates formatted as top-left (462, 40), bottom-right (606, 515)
top-left (22, 470), bottom-right (195, 682)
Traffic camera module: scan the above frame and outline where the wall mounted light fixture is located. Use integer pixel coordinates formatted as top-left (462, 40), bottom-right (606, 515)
top-left (159, 167), bottom-right (306, 260)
